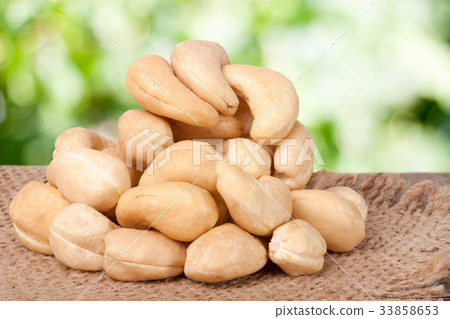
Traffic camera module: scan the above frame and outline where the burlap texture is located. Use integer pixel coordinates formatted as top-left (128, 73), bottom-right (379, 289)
top-left (0, 166), bottom-right (448, 300)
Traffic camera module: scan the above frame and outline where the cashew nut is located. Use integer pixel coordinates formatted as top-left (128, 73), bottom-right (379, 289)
top-left (46, 148), bottom-right (131, 212)
top-left (269, 220), bottom-right (326, 276)
top-left (222, 64), bottom-right (299, 142)
top-left (53, 127), bottom-right (117, 158)
top-left (116, 182), bottom-right (218, 242)
top-left (49, 203), bottom-right (118, 271)
top-left (102, 147), bottom-right (142, 187)
top-left (326, 186), bottom-right (368, 221)
top-left (118, 109), bottom-right (173, 171)
top-left (184, 223), bottom-right (267, 283)
top-left (291, 189), bottom-right (365, 252)
top-left (139, 141), bottom-right (219, 194)
top-left (216, 161), bottom-right (292, 236)
top-left (171, 40), bottom-right (239, 115)
top-left (104, 228), bottom-right (187, 281)
top-left (126, 55), bottom-right (219, 127)
top-left (9, 181), bottom-right (70, 255)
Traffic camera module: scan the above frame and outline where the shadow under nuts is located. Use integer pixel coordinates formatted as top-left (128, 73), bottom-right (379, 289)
top-left (269, 220), bottom-right (327, 276)
top-left (49, 203), bottom-right (117, 271)
top-left (291, 190), bottom-right (366, 252)
top-left (212, 194), bottom-right (230, 226)
top-left (104, 228), bottom-right (187, 281)
top-left (184, 223), bottom-right (267, 283)
top-left (9, 181), bottom-right (70, 255)
top-left (116, 182), bottom-right (218, 242)
top-left (169, 114), bottom-right (243, 142)
top-left (216, 161), bottom-right (292, 236)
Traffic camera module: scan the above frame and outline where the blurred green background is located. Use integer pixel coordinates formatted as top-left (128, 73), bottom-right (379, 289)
top-left (0, 0), bottom-right (449, 172)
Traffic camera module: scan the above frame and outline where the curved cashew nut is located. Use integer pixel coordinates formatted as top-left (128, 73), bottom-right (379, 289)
top-left (102, 147), bottom-right (143, 187)
top-left (118, 109), bottom-right (173, 171)
top-left (222, 64), bottom-right (299, 142)
top-left (126, 55), bottom-right (219, 127)
top-left (104, 228), bottom-right (187, 281)
top-left (273, 121), bottom-right (314, 190)
top-left (53, 127), bottom-right (117, 158)
top-left (9, 181), bottom-right (70, 255)
top-left (49, 203), bottom-right (118, 271)
top-left (269, 220), bottom-right (326, 276)
top-left (116, 182), bottom-right (218, 242)
top-left (216, 161), bottom-right (292, 236)
top-left (139, 141), bottom-right (219, 194)
top-left (291, 189), bottom-right (365, 252)
top-left (169, 114), bottom-right (243, 142)
top-left (46, 148), bottom-right (131, 212)
top-left (326, 186), bottom-right (368, 221)
top-left (171, 40), bottom-right (239, 115)
top-left (184, 223), bottom-right (267, 283)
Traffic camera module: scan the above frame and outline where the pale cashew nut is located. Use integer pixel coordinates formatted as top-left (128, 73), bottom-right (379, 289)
top-left (171, 40), bottom-right (239, 115)
top-left (104, 228), bottom-right (187, 281)
top-left (169, 114), bottom-right (243, 142)
top-left (216, 161), bottom-right (292, 236)
top-left (223, 138), bottom-right (272, 178)
top-left (9, 181), bottom-right (70, 255)
top-left (326, 186), bottom-right (368, 221)
top-left (102, 147), bottom-right (142, 187)
top-left (53, 127), bottom-right (117, 158)
top-left (269, 220), bottom-right (326, 276)
top-left (184, 223), bottom-right (267, 283)
top-left (46, 148), bottom-right (131, 212)
top-left (126, 55), bottom-right (219, 127)
top-left (118, 109), bottom-right (173, 171)
top-left (222, 64), bottom-right (299, 142)
top-left (275, 168), bottom-right (313, 192)
top-left (49, 203), bottom-right (118, 271)
top-left (139, 141), bottom-right (219, 194)
top-left (273, 121), bottom-right (315, 190)
top-left (291, 190), bottom-right (365, 252)
top-left (116, 182), bottom-right (218, 242)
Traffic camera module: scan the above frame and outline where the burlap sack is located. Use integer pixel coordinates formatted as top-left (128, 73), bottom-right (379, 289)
top-left (0, 166), bottom-right (448, 300)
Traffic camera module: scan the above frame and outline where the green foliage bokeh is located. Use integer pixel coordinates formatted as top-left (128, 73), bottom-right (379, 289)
top-left (0, 0), bottom-right (449, 172)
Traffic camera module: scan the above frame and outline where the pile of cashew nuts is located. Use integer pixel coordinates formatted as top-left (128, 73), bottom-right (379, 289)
top-left (9, 40), bottom-right (367, 283)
